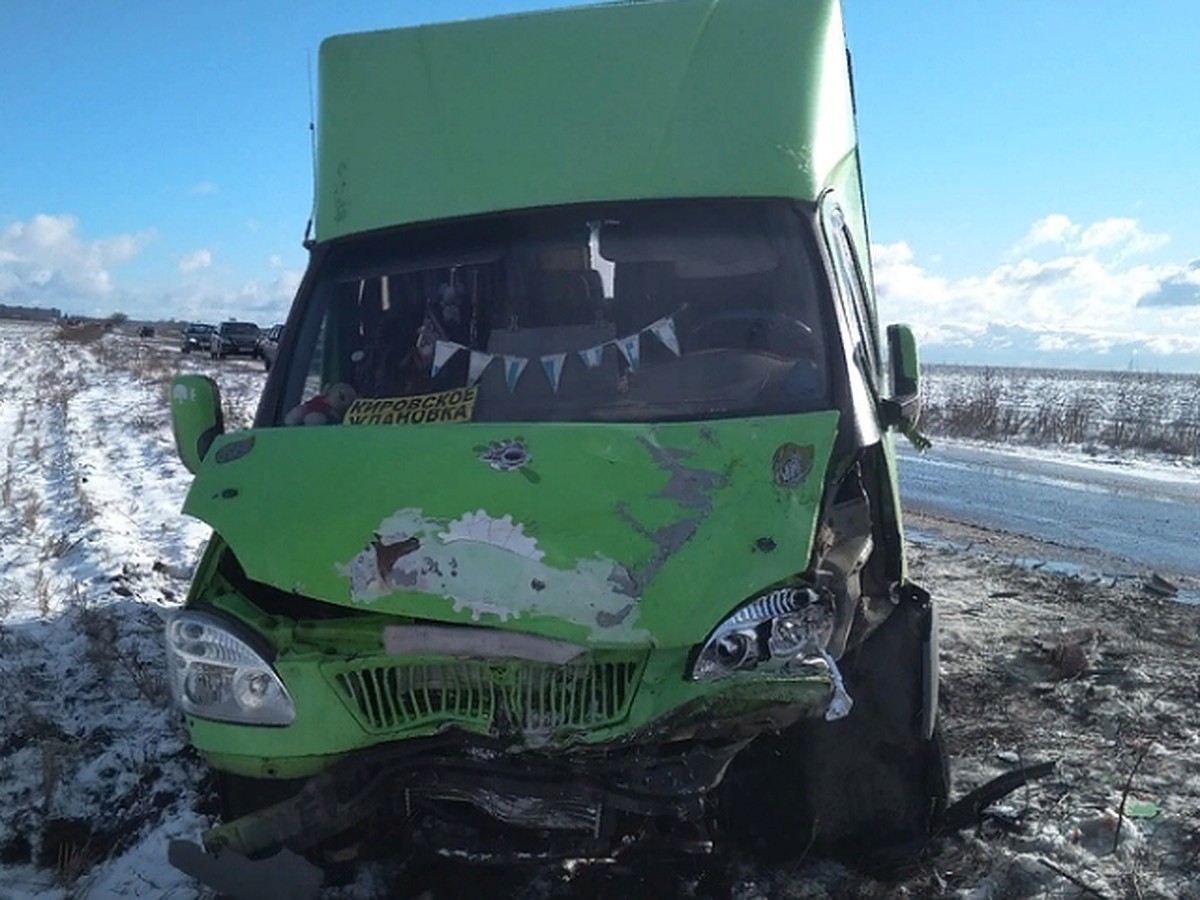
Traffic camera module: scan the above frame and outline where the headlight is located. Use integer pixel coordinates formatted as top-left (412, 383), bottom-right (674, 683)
top-left (691, 588), bottom-right (859, 724)
top-left (690, 586), bottom-right (833, 681)
top-left (165, 610), bottom-right (295, 725)
top-left (689, 586), bottom-right (853, 721)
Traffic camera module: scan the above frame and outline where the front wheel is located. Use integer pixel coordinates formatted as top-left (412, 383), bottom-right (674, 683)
top-left (720, 587), bottom-right (947, 869)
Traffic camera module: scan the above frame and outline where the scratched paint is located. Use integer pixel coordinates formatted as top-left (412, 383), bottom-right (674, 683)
top-left (338, 509), bottom-right (649, 639)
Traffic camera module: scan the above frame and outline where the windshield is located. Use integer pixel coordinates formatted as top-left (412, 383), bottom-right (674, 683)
top-left (224, 323), bottom-right (259, 335)
top-left (271, 199), bottom-right (831, 426)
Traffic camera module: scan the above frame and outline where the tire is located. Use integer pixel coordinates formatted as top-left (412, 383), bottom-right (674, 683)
top-left (720, 588), bottom-right (948, 870)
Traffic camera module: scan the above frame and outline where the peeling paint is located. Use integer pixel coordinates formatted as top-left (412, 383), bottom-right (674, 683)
top-left (638, 436), bottom-right (725, 511)
top-left (596, 603), bottom-right (635, 628)
top-left (439, 511), bottom-right (542, 560)
top-left (610, 436), bottom-right (728, 596)
top-left (337, 509), bottom-right (647, 639)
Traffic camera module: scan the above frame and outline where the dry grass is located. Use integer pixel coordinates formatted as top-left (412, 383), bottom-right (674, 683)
top-left (923, 365), bottom-right (1200, 459)
top-left (33, 568), bottom-right (51, 617)
top-left (23, 494), bottom-right (43, 532)
top-left (73, 474), bottom-right (97, 525)
top-left (75, 603), bottom-right (118, 683)
top-left (55, 837), bottom-right (100, 889)
top-left (54, 322), bottom-right (107, 344)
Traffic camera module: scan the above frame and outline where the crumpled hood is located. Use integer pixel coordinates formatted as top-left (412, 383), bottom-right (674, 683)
top-left (184, 414), bottom-right (838, 648)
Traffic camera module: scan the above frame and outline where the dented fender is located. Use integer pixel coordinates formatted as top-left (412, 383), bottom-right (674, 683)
top-left (182, 413), bottom-right (839, 647)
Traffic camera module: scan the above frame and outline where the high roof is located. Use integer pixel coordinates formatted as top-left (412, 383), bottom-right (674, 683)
top-left (315, 0), bottom-right (855, 242)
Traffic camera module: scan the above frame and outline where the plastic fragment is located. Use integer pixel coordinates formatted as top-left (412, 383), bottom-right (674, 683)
top-left (818, 647), bottom-right (853, 720)
top-left (1126, 800), bottom-right (1159, 819)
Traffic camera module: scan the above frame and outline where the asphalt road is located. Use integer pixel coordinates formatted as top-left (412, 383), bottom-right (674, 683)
top-left (896, 441), bottom-right (1200, 579)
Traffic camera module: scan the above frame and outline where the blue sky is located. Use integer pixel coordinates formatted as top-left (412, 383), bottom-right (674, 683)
top-left (3, 1), bottom-right (1199, 370)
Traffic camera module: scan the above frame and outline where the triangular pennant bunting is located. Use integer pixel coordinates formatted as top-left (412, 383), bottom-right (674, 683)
top-left (431, 341), bottom-right (461, 377)
top-left (503, 356), bottom-right (528, 392)
top-left (617, 333), bottom-right (641, 372)
top-left (541, 353), bottom-right (567, 392)
top-left (579, 344), bottom-right (607, 369)
top-left (468, 351), bottom-right (494, 386)
top-left (647, 316), bottom-right (681, 356)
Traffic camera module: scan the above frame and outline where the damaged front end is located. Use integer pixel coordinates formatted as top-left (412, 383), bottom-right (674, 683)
top-left (165, 410), bottom-right (933, 891)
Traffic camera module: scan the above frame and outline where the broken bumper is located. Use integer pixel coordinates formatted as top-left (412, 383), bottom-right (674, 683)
top-left (204, 735), bottom-right (748, 860)
top-left (170, 734), bottom-right (756, 899)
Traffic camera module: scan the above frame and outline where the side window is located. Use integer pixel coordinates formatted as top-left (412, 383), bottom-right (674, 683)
top-left (821, 196), bottom-right (881, 445)
top-left (825, 204), bottom-right (880, 388)
top-left (303, 313), bottom-right (328, 403)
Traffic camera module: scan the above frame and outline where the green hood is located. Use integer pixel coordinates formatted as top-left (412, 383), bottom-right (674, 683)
top-left (184, 413), bottom-right (837, 648)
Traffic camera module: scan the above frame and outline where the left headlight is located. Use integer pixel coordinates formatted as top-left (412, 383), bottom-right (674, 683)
top-left (165, 610), bottom-right (295, 726)
top-left (689, 586), bottom-right (835, 682)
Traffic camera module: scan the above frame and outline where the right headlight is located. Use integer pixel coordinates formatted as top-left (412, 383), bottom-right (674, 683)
top-left (166, 610), bottom-right (295, 726)
top-left (689, 586), bottom-right (835, 682)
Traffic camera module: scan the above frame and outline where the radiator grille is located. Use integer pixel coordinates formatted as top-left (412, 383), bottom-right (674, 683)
top-left (326, 655), bottom-right (644, 738)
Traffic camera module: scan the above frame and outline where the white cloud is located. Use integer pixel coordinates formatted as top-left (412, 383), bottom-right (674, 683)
top-left (1020, 214), bottom-right (1080, 248)
top-left (162, 268), bottom-right (301, 325)
top-left (1015, 214), bottom-right (1167, 259)
top-left (0, 213), bottom-right (302, 325)
top-left (0, 214), bottom-right (152, 306)
top-left (178, 248), bottom-right (213, 274)
top-left (1076, 218), bottom-right (1169, 256)
top-left (189, 182), bottom-right (218, 196)
top-left (873, 214), bottom-right (1200, 371)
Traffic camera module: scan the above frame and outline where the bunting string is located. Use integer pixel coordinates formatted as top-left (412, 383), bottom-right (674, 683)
top-left (428, 314), bottom-right (681, 393)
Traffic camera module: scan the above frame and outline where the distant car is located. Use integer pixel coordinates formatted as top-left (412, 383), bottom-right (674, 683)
top-left (210, 321), bottom-right (261, 360)
top-left (257, 324), bottom-right (283, 371)
top-left (180, 323), bottom-right (214, 354)
top-left (138, 325), bottom-right (156, 338)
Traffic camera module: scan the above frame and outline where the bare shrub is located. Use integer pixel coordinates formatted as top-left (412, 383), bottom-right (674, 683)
top-left (73, 475), bottom-right (97, 525)
top-left (39, 739), bottom-right (76, 813)
top-left (54, 322), bottom-right (106, 344)
top-left (23, 495), bottom-right (43, 532)
top-left (33, 568), bottom-right (52, 617)
top-left (76, 604), bottom-right (118, 682)
top-left (924, 365), bottom-right (1200, 460)
top-left (1, 464), bottom-right (12, 506)
top-left (115, 644), bottom-right (172, 709)
top-left (55, 837), bottom-right (99, 888)
top-left (42, 532), bottom-right (81, 561)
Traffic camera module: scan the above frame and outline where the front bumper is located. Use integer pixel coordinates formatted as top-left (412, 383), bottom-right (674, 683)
top-left (217, 341), bottom-right (259, 355)
top-left (186, 639), bottom-right (836, 779)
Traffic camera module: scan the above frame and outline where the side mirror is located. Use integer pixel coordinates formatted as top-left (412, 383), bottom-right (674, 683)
top-left (171, 375), bottom-right (225, 474)
top-left (880, 323), bottom-right (922, 433)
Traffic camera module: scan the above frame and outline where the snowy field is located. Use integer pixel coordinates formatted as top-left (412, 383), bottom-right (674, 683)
top-left (1, 319), bottom-right (1198, 899)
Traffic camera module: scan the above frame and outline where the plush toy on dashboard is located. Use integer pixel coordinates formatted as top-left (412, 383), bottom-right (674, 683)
top-left (284, 383), bottom-right (357, 426)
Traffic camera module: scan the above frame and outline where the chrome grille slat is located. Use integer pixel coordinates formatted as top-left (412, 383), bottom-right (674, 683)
top-left (326, 656), bottom-right (642, 737)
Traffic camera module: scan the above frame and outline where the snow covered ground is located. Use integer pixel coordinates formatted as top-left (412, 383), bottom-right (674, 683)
top-left (1, 320), bottom-right (1197, 898)
top-left (0, 321), bottom-right (261, 898)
